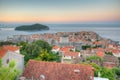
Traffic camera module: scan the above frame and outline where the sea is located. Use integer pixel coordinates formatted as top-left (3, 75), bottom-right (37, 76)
top-left (0, 23), bottom-right (120, 43)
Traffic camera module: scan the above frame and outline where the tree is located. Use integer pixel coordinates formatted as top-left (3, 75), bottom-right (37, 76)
top-left (32, 40), bottom-right (52, 51)
top-left (17, 41), bottom-right (27, 47)
top-left (105, 52), bottom-right (113, 55)
top-left (100, 67), bottom-right (115, 80)
top-left (0, 59), bottom-right (2, 67)
top-left (0, 60), bottom-right (20, 80)
top-left (118, 57), bottom-right (120, 65)
top-left (90, 63), bottom-right (101, 77)
top-left (89, 63), bottom-right (115, 80)
top-left (112, 67), bottom-right (120, 79)
top-left (35, 49), bottom-right (61, 62)
top-left (20, 40), bottom-right (52, 64)
top-left (82, 45), bottom-right (91, 50)
top-left (86, 55), bottom-right (102, 62)
top-left (0, 41), bottom-right (14, 46)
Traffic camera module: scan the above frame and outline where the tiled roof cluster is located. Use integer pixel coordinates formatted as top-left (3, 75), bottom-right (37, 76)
top-left (22, 60), bottom-right (94, 80)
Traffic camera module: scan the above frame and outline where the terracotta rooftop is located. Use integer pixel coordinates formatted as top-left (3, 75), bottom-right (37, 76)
top-left (32, 34), bottom-right (40, 38)
top-left (112, 49), bottom-right (120, 54)
top-left (0, 45), bottom-right (20, 58)
top-left (3, 45), bottom-right (20, 52)
top-left (96, 51), bottom-right (104, 58)
top-left (52, 45), bottom-right (60, 50)
top-left (0, 47), bottom-right (7, 58)
top-left (60, 46), bottom-right (75, 52)
top-left (60, 47), bottom-right (70, 52)
top-left (22, 60), bottom-right (94, 80)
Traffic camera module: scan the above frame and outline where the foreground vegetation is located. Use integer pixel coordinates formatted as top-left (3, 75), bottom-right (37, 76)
top-left (84, 55), bottom-right (120, 80)
top-left (0, 59), bottom-right (20, 80)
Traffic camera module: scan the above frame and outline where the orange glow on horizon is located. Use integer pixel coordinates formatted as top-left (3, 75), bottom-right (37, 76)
top-left (0, 11), bottom-right (120, 23)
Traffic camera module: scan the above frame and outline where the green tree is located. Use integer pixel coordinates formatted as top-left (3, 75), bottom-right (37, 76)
top-left (82, 45), bottom-right (91, 50)
top-left (20, 40), bottom-right (52, 64)
top-left (0, 59), bottom-right (2, 67)
top-left (105, 52), bottom-right (113, 55)
top-left (0, 60), bottom-right (20, 80)
top-left (86, 55), bottom-right (102, 62)
top-left (17, 41), bottom-right (27, 47)
top-left (0, 41), bottom-right (14, 46)
top-left (100, 67), bottom-right (115, 80)
top-left (112, 67), bottom-right (120, 79)
top-left (90, 63), bottom-right (101, 77)
top-left (35, 49), bottom-right (61, 62)
top-left (89, 63), bottom-right (115, 80)
top-left (118, 57), bottom-right (120, 65)
top-left (32, 40), bottom-right (52, 51)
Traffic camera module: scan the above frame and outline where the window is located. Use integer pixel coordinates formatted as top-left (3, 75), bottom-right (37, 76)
top-left (6, 59), bottom-right (9, 64)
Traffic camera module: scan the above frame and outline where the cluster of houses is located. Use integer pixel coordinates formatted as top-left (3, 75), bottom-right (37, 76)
top-left (1, 31), bottom-right (120, 80)
top-left (51, 44), bottom-right (119, 69)
top-left (52, 45), bottom-right (80, 63)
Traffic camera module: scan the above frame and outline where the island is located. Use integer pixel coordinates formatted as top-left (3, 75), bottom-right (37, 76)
top-left (15, 23), bottom-right (49, 31)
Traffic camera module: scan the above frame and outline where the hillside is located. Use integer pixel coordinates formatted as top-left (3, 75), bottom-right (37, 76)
top-left (15, 23), bottom-right (49, 31)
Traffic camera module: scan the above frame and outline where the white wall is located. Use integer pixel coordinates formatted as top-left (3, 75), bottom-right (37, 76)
top-left (2, 51), bottom-right (24, 72)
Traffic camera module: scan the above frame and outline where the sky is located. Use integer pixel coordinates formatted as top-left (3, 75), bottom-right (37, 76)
top-left (0, 0), bottom-right (120, 23)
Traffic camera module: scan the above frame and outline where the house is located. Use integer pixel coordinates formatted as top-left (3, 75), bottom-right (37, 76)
top-left (0, 45), bottom-right (24, 71)
top-left (63, 52), bottom-right (80, 60)
top-left (96, 51), bottom-right (105, 58)
top-left (59, 34), bottom-right (69, 43)
top-left (51, 45), bottom-right (60, 53)
top-left (112, 49), bottom-right (120, 57)
top-left (58, 46), bottom-right (79, 63)
top-left (103, 55), bottom-right (119, 68)
top-left (31, 34), bottom-right (40, 41)
top-left (21, 60), bottom-right (94, 80)
top-left (59, 46), bottom-right (75, 52)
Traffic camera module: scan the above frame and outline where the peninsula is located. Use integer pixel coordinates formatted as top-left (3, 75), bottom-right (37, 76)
top-left (15, 23), bottom-right (49, 31)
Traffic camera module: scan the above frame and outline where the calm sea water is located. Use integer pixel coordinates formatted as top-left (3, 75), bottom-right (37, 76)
top-left (0, 23), bottom-right (120, 43)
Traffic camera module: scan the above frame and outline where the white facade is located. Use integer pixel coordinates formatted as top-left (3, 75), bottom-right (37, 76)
top-left (2, 50), bottom-right (24, 72)
top-left (63, 56), bottom-right (75, 59)
top-left (113, 53), bottom-right (120, 57)
top-left (62, 52), bottom-right (80, 60)
top-left (52, 48), bottom-right (60, 53)
top-left (94, 77), bottom-right (109, 80)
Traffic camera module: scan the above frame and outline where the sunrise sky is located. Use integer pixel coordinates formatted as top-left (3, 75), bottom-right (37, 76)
top-left (0, 0), bottom-right (120, 23)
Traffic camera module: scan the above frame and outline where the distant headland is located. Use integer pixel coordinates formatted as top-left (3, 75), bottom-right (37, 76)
top-left (15, 23), bottom-right (49, 31)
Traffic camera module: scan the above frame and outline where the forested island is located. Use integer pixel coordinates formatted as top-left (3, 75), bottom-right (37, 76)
top-left (15, 23), bottom-right (49, 31)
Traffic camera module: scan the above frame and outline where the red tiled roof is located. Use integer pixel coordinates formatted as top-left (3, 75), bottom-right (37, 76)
top-left (32, 34), bottom-right (40, 38)
top-left (60, 47), bottom-right (70, 52)
top-left (3, 45), bottom-right (19, 52)
top-left (96, 51), bottom-right (104, 58)
top-left (64, 52), bottom-right (79, 58)
top-left (0, 47), bottom-right (7, 58)
top-left (112, 49), bottom-right (120, 54)
top-left (60, 46), bottom-right (75, 52)
top-left (52, 45), bottom-right (60, 50)
top-left (94, 41), bottom-right (101, 45)
top-left (22, 60), bottom-right (94, 80)
top-left (0, 45), bottom-right (20, 58)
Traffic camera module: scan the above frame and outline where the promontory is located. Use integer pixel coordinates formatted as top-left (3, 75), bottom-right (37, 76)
top-left (15, 23), bottom-right (49, 31)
